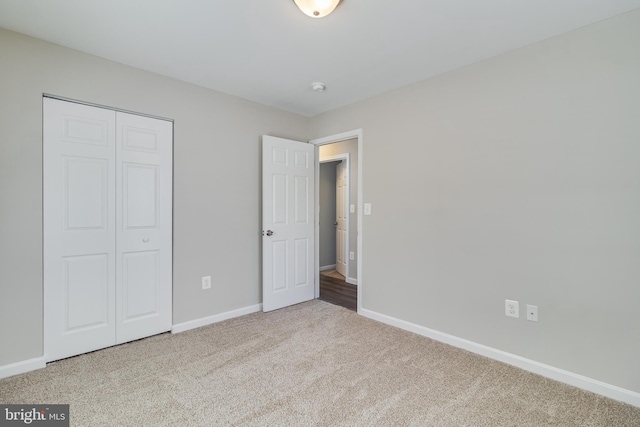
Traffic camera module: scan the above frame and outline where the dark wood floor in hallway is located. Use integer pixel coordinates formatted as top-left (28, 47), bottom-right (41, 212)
top-left (319, 270), bottom-right (357, 311)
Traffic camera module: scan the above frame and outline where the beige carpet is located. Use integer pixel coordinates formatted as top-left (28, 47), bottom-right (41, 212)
top-left (1, 300), bottom-right (639, 426)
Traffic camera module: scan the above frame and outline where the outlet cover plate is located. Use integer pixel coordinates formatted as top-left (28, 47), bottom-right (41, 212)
top-left (505, 299), bottom-right (519, 318)
top-left (526, 304), bottom-right (538, 321)
top-left (202, 276), bottom-right (212, 290)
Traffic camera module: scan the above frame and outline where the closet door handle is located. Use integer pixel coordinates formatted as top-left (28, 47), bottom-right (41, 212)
top-left (142, 238), bottom-right (150, 243)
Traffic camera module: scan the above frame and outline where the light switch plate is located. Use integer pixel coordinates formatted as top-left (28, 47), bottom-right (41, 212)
top-left (350, 204), bottom-right (355, 214)
top-left (364, 203), bottom-right (372, 215)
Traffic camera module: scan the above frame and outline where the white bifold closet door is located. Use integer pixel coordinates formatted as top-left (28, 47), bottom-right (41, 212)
top-left (43, 98), bottom-right (172, 362)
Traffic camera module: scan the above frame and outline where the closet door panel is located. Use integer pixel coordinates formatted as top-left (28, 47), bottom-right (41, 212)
top-left (121, 250), bottom-right (159, 320)
top-left (122, 163), bottom-right (159, 229)
top-left (63, 254), bottom-right (110, 334)
top-left (44, 98), bottom-right (117, 362)
top-left (115, 112), bottom-right (173, 344)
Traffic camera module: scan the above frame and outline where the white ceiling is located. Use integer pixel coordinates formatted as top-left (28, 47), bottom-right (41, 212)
top-left (1, 0), bottom-right (639, 117)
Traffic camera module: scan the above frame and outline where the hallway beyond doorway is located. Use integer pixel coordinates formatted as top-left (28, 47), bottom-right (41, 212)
top-left (319, 270), bottom-right (356, 311)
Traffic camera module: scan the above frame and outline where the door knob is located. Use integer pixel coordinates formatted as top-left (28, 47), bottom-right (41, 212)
top-left (266, 230), bottom-right (274, 236)
top-left (334, 221), bottom-right (338, 226)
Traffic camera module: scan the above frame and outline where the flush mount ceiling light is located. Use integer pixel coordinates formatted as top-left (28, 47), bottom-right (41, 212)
top-left (293, 0), bottom-right (342, 18)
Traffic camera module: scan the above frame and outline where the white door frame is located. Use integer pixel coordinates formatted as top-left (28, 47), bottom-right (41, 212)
top-left (319, 154), bottom-right (350, 281)
top-left (311, 129), bottom-right (363, 313)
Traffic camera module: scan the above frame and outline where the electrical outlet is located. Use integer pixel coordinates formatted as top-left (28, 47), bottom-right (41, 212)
top-left (505, 299), bottom-right (519, 318)
top-left (201, 276), bottom-right (211, 290)
top-left (526, 304), bottom-right (538, 322)
top-left (350, 251), bottom-right (355, 260)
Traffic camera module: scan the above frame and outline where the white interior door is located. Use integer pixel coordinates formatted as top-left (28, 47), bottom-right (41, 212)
top-left (44, 98), bottom-right (117, 361)
top-left (262, 135), bottom-right (315, 312)
top-left (115, 112), bottom-right (173, 344)
top-left (336, 160), bottom-right (347, 277)
top-left (44, 98), bottom-right (172, 362)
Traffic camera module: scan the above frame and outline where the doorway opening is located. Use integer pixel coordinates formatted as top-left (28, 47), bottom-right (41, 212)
top-left (311, 130), bottom-right (363, 313)
top-left (319, 155), bottom-right (349, 278)
top-left (318, 156), bottom-right (355, 310)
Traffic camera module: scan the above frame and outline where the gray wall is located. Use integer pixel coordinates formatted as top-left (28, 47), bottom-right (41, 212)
top-left (319, 139), bottom-right (359, 280)
top-left (319, 162), bottom-right (338, 268)
top-left (0, 28), bottom-right (309, 366)
top-left (310, 10), bottom-right (640, 393)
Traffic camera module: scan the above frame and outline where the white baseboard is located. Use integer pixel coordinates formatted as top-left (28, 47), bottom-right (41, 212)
top-left (346, 277), bottom-right (358, 286)
top-left (319, 264), bottom-right (336, 272)
top-left (359, 308), bottom-right (640, 408)
top-left (171, 303), bottom-right (262, 334)
top-left (0, 356), bottom-right (46, 380)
